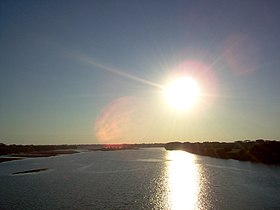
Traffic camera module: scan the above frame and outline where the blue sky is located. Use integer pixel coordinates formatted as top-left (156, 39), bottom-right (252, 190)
top-left (1, 0), bottom-right (280, 144)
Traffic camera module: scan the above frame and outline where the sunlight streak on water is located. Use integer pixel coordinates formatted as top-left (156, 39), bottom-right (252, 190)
top-left (167, 151), bottom-right (199, 210)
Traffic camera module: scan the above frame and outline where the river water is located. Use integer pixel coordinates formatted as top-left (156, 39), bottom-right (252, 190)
top-left (0, 148), bottom-right (280, 209)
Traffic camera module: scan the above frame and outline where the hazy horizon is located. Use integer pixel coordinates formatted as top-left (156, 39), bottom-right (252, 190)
top-left (1, 0), bottom-right (280, 145)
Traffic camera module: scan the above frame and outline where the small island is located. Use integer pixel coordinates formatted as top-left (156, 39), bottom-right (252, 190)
top-left (165, 140), bottom-right (280, 164)
top-left (13, 168), bottom-right (48, 175)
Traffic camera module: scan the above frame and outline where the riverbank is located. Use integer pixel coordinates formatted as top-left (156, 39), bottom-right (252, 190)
top-left (0, 143), bottom-right (164, 163)
top-left (0, 157), bottom-right (23, 163)
top-left (0, 144), bottom-right (80, 163)
top-left (11, 150), bottom-right (79, 158)
top-left (165, 140), bottom-right (280, 164)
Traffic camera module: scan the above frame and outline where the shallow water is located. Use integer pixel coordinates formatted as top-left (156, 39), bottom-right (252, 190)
top-left (0, 148), bottom-right (280, 209)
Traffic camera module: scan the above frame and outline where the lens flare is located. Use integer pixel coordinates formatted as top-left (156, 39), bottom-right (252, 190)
top-left (224, 34), bottom-right (259, 76)
top-left (94, 96), bottom-right (149, 144)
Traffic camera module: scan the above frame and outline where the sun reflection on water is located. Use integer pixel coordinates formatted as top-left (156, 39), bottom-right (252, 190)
top-left (167, 151), bottom-right (199, 210)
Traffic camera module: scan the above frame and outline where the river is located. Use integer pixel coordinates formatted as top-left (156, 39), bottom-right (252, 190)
top-left (0, 148), bottom-right (280, 209)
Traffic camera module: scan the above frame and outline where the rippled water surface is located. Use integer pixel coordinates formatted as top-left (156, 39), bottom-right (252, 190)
top-left (1, 148), bottom-right (280, 209)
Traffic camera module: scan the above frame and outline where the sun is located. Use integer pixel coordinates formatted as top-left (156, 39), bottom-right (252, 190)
top-left (164, 77), bottom-right (200, 111)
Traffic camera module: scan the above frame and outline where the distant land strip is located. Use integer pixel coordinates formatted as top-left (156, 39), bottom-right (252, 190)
top-left (0, 143), bottom-right (164, 163)
top-left (0, 144), bottom-right (79, 163)
top-left (165, 140), bottom-right (280, 164)
top-left (1, 140), bottom-right (280, 164)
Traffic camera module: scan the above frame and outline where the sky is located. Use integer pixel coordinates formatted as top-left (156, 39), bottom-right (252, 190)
top-left (1, 0), bottom-right (280, 145)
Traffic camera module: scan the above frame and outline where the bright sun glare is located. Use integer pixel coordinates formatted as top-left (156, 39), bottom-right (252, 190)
top-left (164, 77), bottom-right (200, 111)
